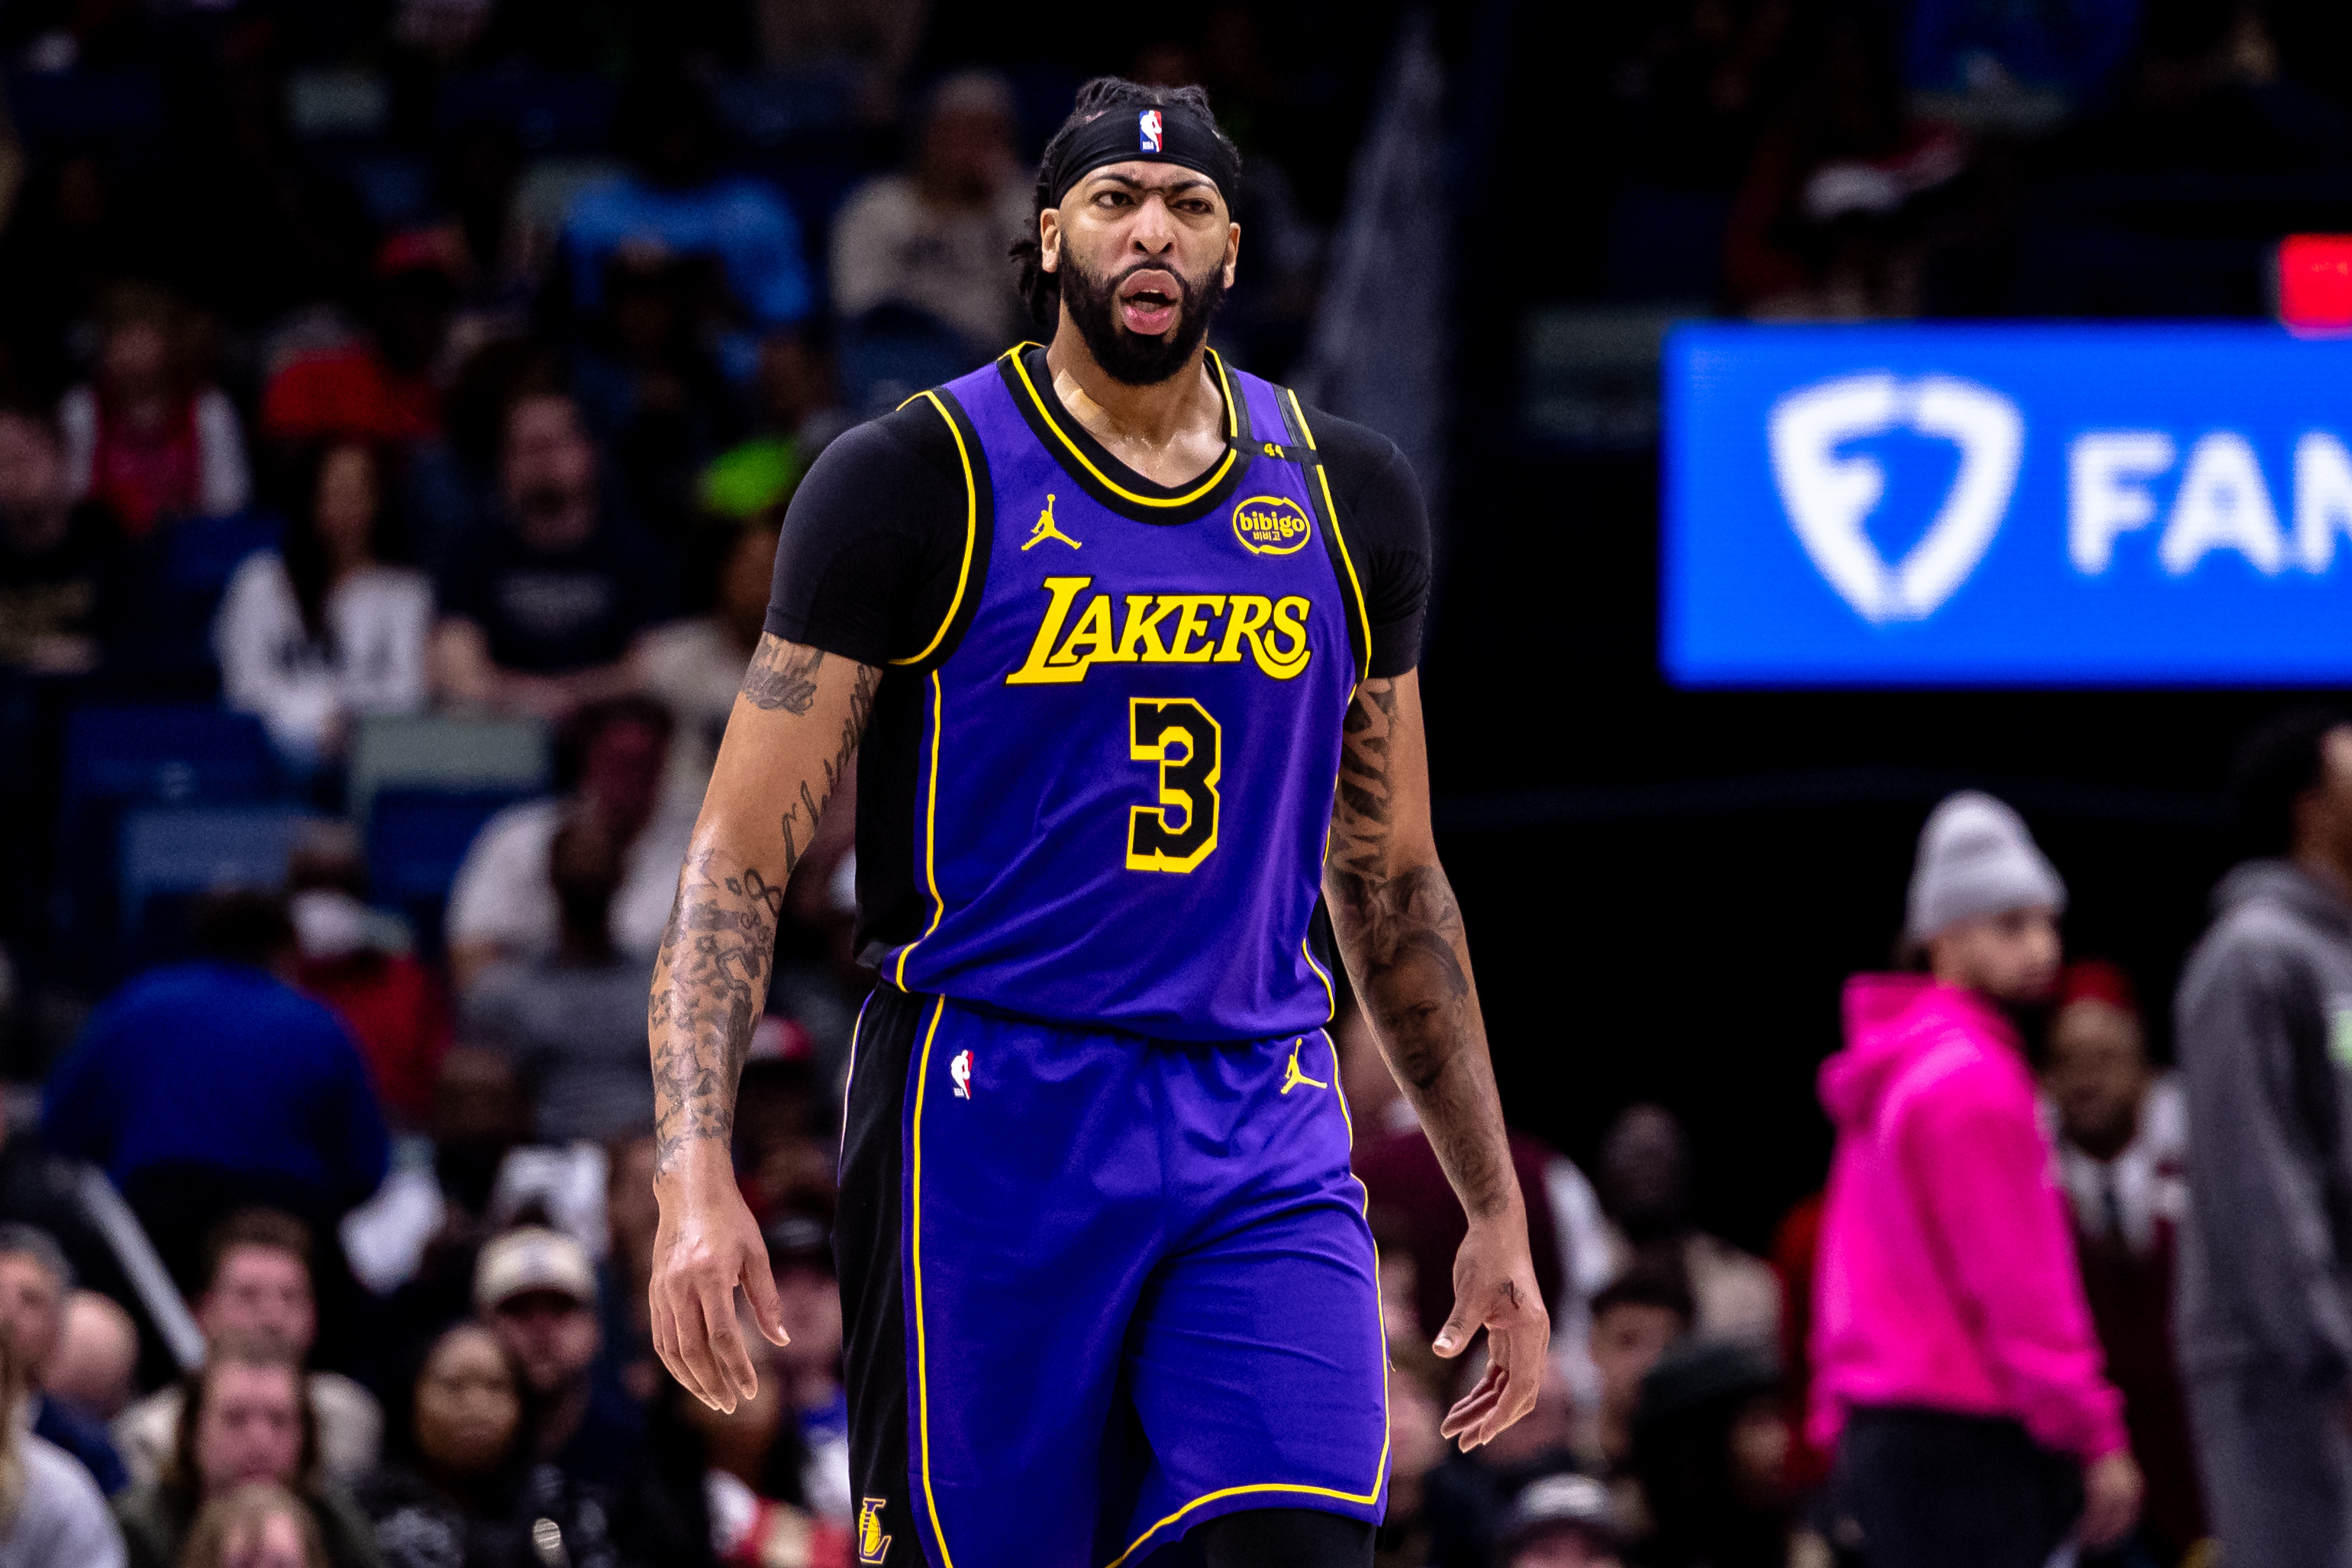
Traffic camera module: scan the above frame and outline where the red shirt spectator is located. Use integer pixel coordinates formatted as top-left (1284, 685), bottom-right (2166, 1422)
top-left (261, 347), bottom-right (438, 448)
top-left (60, 286), bottom-right (249, 537)
top-left (260, 230), bottom-right (460, 450)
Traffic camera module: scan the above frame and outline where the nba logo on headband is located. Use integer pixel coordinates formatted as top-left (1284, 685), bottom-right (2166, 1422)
top-left (1138, 109), bottom-right (1163, 152)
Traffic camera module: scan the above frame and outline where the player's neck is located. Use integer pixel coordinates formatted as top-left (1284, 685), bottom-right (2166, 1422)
top-left (1044, 325), bottom-right (1224, 476)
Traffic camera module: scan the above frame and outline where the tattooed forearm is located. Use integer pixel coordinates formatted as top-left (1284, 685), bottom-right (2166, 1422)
top-left (779, 663), bottom-right (878, 872)
top-left (653, 641), bottom-right (880, 1176)
top-left (741, 637), bottom-right (825, 711)
top-left (648, 855), bottom-right (787, 1173)
top-left (1325, 678), bottom-right (1515, 1220)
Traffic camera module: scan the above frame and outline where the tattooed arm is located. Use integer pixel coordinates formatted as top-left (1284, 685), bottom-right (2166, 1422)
top-left (1325, 669), bottom-right (1547, 1449)
top-left (648, 633), bottom-right (878, 1412)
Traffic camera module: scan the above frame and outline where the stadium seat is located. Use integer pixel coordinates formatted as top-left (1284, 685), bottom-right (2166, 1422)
top-left (366, 787), bottom-right (532, 952)
top-left (114, 511), bottom-right (283, 677)
top-left (63, 703), bottom-right (279, 818)
top-left (117, 804), bottom-right (318, 950)
top-left (55, 704), bottom-right (283, 973)
top-left (346, 714), bottom-right (550, 828)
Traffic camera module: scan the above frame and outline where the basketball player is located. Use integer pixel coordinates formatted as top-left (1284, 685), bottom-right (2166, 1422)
top-left (647, 78), bottom-right (1547, 1568)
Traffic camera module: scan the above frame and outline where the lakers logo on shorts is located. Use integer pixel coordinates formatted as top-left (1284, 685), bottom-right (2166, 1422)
top-left (1231, 494), bottom-right (1312, 556)
top-left (857, 1499), bottom-right (892, 1564)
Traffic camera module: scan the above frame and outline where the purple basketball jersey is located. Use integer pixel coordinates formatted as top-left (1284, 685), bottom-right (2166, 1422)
top-left (880, 349), bottom-right (1370, 1040)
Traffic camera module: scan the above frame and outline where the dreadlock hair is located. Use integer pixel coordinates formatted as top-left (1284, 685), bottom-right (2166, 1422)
top-left (1011, 77), bottom-right (1244, 333)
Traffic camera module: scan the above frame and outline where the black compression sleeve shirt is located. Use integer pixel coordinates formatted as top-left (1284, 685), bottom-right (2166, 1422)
top-left (766, 379), bottom-right (1432, 678)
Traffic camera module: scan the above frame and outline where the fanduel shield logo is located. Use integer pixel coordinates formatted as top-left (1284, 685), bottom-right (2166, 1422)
top-left (1767, 373), bottom-right (2025, 623)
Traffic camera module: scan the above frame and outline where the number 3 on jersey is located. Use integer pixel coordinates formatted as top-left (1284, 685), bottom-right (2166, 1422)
top-left (1127, 698), bottom-right (1221, 872)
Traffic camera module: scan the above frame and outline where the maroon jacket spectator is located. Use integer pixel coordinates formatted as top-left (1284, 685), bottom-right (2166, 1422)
top-left (2043, 960), bottom-right (2205, 1557)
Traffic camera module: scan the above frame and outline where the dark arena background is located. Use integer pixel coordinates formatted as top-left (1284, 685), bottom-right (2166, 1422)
top-left (0, 0), bottom-right (2341, 1564)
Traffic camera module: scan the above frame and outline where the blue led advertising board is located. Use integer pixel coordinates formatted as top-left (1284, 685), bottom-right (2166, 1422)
top-left (1663, 324), bottom-right (2352, 685)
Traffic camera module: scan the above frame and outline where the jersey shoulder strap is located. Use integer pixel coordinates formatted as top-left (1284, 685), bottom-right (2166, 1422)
top-left (1228, 375), bottom-right (1371, 683)
top-left (889, 373), bottom-right (997, 670)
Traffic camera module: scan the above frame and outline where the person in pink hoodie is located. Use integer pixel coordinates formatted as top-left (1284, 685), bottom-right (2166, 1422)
top-left (1812, 791), bottom-right (2142, 1568)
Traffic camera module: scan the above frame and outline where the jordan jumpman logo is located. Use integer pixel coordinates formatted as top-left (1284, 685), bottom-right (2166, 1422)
top-left (1022, 493), bottom-right (1082, 550)
top-left (1280, 1040), bottom-right (1328, 1095)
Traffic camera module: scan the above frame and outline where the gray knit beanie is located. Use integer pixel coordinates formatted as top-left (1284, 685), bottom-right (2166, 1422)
top-left (1905, 790), bottom-right (2067, 944)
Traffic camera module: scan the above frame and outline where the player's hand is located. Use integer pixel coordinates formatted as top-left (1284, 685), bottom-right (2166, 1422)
top-left (2078, 1450), bottom-right (2144, 1551)
top-left (1433, 1206), bottom-right (1550, 1450)
top-left (650, 1141), bottom-right (789, 1412)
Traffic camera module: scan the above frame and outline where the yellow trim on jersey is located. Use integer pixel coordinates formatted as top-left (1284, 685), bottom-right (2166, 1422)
top-left (1302, 938), bottom-right (1337, 1022)
top-left (1098, 1070), bottom-right (1392, 1568)
top-left (893, 391), bottom-right (978, 666)
top-left (1003, 344), bottom-right (1241, 508)
top-left (892, 670), bottom-right (947, 990)
top-left (1282, 389), bottom-right (1374, 679)
top-left (910, 995), bottom-right (959, 1568)
top-left (836, 994), bottom-right (873, 1168)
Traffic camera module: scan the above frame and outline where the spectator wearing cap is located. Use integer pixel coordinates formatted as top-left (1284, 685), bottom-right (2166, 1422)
top-left (2042, 960), bottom-right (2202, 1560)
top-left (41, 893), bottom-right (391, 1305)
top-left (49, 1289), bottom-right (140, 1426)
top-left (475, 1227), bottom-right (643, 1486)
top-left (213, 438), bottom-right (432, 769)
top-left (1630, 1339), bottom-right (1804, 1568)
top-left (428, 388), bottom-right (673, 721)
top-left (829, 70), bottom-right (1033, 363)
top-left (444, 695), bottom-right (689, 992)
top-left (0, 1223), bottom-right (127, 1491)
top-left (259, 230), bottom-right (460, 450)
top-left (115, 1211), bottom-right (382, 1490)
top-left (59, 283), bottom-right (249, 537)
top-left (1499, 1473), bottom-right (1623, 1568)
top-left (111, 1337), bottom-right (377, 1568)
top-left (1813, 792), bottom-right (2139, 1567)
top-left (2177, 709), bottom-right (2352, 1568)
top-left (460, 809), bottom-right (657, 1145)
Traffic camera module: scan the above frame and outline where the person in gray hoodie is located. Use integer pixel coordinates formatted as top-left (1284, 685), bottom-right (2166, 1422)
top-left (2177, 707), bottom-right (2352, 1568)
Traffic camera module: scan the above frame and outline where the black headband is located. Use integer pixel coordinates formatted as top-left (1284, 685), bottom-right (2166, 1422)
top-left (1040, 101), bottom-right (1240, 208)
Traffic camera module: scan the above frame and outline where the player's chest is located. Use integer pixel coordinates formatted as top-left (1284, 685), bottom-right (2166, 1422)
top-left (967, 463), bottom-right (1348, 697)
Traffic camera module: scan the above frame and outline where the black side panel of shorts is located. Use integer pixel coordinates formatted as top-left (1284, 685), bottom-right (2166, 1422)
top-left (836, 982), bottom-right (929, 1568)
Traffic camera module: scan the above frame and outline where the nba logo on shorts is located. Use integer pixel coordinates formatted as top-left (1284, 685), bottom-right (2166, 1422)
top-left (1139, 109), bottom-right (1163, 152)
top-left (950, 1049), bottom-right (974, 1099)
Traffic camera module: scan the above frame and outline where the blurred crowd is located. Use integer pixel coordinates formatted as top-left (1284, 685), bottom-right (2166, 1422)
top-left (1558, 0), bottom-right (2352, 320)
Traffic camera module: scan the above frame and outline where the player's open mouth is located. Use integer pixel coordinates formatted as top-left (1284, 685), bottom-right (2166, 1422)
top-left (1117, 270), bottom-right (1181, 335)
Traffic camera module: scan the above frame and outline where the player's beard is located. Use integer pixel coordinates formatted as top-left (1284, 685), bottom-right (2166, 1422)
top-left (1058, 250), bottom-right (1228, 387)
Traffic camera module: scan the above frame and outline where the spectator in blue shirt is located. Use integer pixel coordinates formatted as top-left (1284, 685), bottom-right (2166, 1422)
top-left (561, 74), bottom-right (813, 342)
top-left (41, 891), bottom-right (391, 1302)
